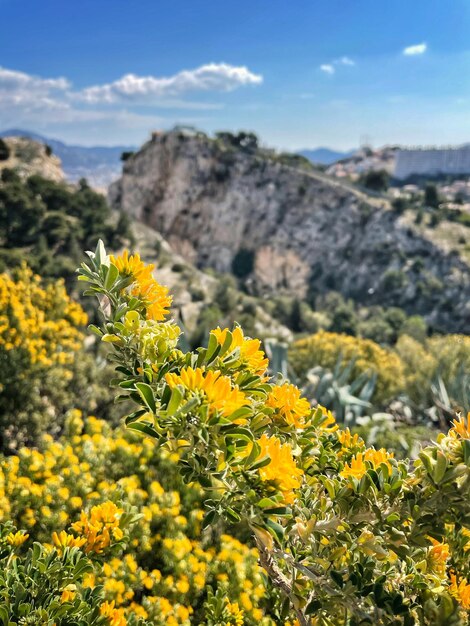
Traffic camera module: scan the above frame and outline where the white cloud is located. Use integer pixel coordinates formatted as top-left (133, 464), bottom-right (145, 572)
top-left (0, 66), bottom-right (70, 107)
top-left (320, 64), bottom-right (335, 75)
top-left (0, 63), bottom-right (261, 143)
top-left (403, 43), bottom-right (427, 56)
top-left (336, 56), bottom-right (355, 66)
top-left (75, 63), bottom-right (263, 104)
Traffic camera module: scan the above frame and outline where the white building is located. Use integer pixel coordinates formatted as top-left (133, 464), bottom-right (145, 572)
top-left (395, 145), bottom-right (470, 180)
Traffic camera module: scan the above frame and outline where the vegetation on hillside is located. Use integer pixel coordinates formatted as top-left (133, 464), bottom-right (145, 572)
top-left (0, 170), bottom-right (133, 285)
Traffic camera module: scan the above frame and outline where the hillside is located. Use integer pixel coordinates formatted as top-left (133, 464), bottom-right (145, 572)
top-left (109, 129), bottom-right (470, 334)
top-left (0, 136), bottom-right (64, 182)
top-left (0, 129), bottom-right (132, 188)
top-left (0, 149), bottom-right (290, 348)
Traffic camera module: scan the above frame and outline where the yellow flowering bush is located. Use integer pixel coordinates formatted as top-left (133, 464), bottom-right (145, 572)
top-left (289, 330), bottom-right (405, 403)
top-left (0, 264), bottom-right (89, 450)
top-left (75, 242), bottom-right (470, 625)
top-left (0, 412), bottom-right (274, 625)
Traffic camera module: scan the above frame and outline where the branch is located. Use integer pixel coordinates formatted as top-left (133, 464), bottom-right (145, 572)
top-left (255, 537), bottom-right (311, 626)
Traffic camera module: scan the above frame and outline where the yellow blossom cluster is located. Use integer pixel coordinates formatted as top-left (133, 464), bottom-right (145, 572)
top-left (257, 434), bottom-right (303, 504)
top-left (339, 448), bottom-right (394, 481)
top-left (266, 382), bottom-right (311, 428)
top-left (211, 326), bottom-right (269, 376)
top-left (0, 412), bottom-right (278, 626)
top-left (166, 366), bottom-right (247, 419)
top-left (110, 251), bottom-right (172, 321)
top-left (0, 265), bottom-right (86, 366)
top-left (71, 501), bottom-right (124, 554)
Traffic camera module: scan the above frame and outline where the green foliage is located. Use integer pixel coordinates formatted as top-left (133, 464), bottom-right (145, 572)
top-left (232, 248), bottom-right (255, 279)
top-left (0, 173), bottom-right (132, 282)
top-left (215, 131), bottom-right (259, 152)
top-left (0, 525), bottom-right (105, 626)
top-left (392, 197), bottom-right (408, 214)
top-left (359, 168), bottom-right (389, 192)
top-left (302, 356), bottom-right (377, 425)
top-left (121, 151), bottom-right (135, 161)
top-left (424, 183), bottom-right (440, 208)
top-left (0, 139), bottom-right (10, 161)
top-left (289, 330), bottom-right (405, 405)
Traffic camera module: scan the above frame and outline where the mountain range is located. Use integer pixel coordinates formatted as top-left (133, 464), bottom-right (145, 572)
top-left (298, 147), bottom-right (356, 165)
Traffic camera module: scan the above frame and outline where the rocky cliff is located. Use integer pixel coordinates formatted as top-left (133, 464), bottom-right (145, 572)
top-left (0, 136), bottom-right (64, 182)
top-left (109, 130), bottom-right (470, 333)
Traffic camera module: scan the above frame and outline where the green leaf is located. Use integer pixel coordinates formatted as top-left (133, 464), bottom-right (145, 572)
top-left (264, 506), bottom-right (290, 516)
top-left (202, 509), bottom-right (217, 529)
top-left (250, 455), bottom-right (271, 470)
top-left (219, 330), bottom-right (233, 356)
top-left (265, 518), bottom-right (284, 543)
top-left (205, 333), bottom-right (221, 364)
top-left (432, 451), bottom-right (448, 484)
top-left (94, 239), bottom-right (108, 267)
top-left (463, 439), bottom-right (470, 465)
top-left (87, 324), bottom-right (103, 336)
top-left (104, 262), bottom-right (119, 289)
top-left (135, 382), bottom-right (156, 413)
top-left (125, 409), bottom-right (147, 425)
top-left (167, 386), bottom-right (183, 415)
top-left (127, 422), bottom-right (160, 439)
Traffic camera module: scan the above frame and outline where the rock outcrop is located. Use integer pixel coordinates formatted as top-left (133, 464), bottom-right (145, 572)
top-left (0, 137), bottom-right (64, 182)
top-left (110, 130), bottom-right (470, 333)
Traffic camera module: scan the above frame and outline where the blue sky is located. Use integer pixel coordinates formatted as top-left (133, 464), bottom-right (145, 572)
top-left (1, 0), bottom-right (470, 149)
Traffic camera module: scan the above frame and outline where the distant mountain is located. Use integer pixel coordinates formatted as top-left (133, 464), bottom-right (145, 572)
top-left (0, 129), bottom-right (134, 188)
top-left (299, 147), bottom-right (356, 165)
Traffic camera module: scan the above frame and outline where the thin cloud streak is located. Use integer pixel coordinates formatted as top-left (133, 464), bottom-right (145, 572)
top-left (403, 43), bottom-right (427, 56)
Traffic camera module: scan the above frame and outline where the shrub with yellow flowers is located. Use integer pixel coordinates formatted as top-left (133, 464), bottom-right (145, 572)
top-left (0, 504), bottom-right (151, 626)
top-left (289, 330), bottom-right (405, 404)
top-left (75, 241), bottom-right (470, 625)
top-left (0, 412), bottom-right (275, 625)
top-left (0, 264), bottom-right (89, 451)
top-left (0, 264), bottom-right (129, 452)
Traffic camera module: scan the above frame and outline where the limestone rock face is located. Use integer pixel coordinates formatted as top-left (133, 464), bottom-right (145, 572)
top-left (110, 130), bottom-right (470, 333)
top-left (0, 137), bottom-right (64, 182)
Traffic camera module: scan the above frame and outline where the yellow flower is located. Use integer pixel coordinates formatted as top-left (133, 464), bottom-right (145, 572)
top-left (257, 434), bottom-right (303, 504)
top-left (337, 428), bottom-right (364, 450)
top-left (340, 448), bottom-right (394, 481)
top-left (110, 250), bottom-right (172, 321)
top-left (266, 382), bottom-right (311, 428)
top-left (110, 250), bottom-right (153, 282)
top-left (340, 453), bottom-right (367, 481)
top-left (363, 448), bottom-right (394, 472)
top-left (60, 586), bottom-right (76, 603)
top-left (427, 537), bottom-right (450, 579)
top-left (449, 573), bottom-right (470, 609)
top-left (226, 601), bottom-right (244, 626)
top-left (6, 530), bottom-right (29, 547)
top-left (211, 326), bottom-right (269, 375)
top-left (316, 406), bottom-right (338, 433)
top-left (52, 530), bottom-right (86, 552)
top-left (100, 600), bottom-right (127, 626)
top-left (132, 276), bottom-right (172, 321)
top-left (166, 367), bottom-right (247, 419)
top-left (71, 501), bottom-right (123, 554)
top-left (449, 412), bottom-right (470, 439)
